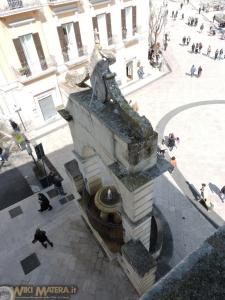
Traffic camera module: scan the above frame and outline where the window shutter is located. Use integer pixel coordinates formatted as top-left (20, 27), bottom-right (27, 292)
top-left (57, 26), bottom-right (69, 62)
top-left (106, 13), bottom-right (113, 45)
top-left (121, 9), bottom-right (126, 39)
top-left (92, 16), bottom-right (99, 42)
top-left (73, 22), bottom-right (83, 57)
top-left (13, 38), bottom-right (31, 76)
top-left (32, 33), bottom-right (47, 70)
top-left (132, 6), bottom-right (137, 35)
top-left (92, 16), bottom-right (99, 32)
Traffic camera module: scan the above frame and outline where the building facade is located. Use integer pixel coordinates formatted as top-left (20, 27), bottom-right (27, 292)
top-left (0, 0), bottom-right (150, 129)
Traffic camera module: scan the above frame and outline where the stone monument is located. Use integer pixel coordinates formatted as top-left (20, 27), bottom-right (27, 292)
top-left (60, 44), bottom-right (168, 295)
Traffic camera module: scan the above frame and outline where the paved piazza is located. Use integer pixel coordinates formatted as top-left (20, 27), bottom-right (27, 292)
top-left (1, 1), bottom-right (225, 299)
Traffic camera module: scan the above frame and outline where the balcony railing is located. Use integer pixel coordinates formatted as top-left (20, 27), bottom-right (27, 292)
top-left (48, 0), bottom-right (80, 5)
top-left (0, 0), bottom-right (41, 17)
top-left (13, 56), bottom-right (57, 82)
top-left (62, 46), bottom-right (88, 63)
top-left (89, 0), bottom-right (111, 5)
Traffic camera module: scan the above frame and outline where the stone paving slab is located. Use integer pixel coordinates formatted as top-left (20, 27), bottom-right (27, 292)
top-left (0, 190), bottom-right (137, 300)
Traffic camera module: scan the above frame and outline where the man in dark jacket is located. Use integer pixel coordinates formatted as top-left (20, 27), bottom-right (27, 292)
top-left (32, 228), bottom-right (53, 248)
top-left (38, 193), bottom-right (53, 212)
top-left (49, 172), bottom-right (66, 196)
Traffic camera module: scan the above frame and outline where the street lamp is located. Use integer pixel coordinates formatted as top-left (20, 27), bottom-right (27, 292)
top-left (14, 106), bottom-right (26, 131)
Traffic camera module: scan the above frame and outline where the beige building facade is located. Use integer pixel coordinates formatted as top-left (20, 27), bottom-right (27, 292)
top-left (0, 0), bottom-right (150, 129)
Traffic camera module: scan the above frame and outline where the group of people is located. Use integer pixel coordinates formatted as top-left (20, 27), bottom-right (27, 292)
top-left (187, 17), bottom-right (198, 27)
top-left (182, 36), bottom-right (191, 45)
top-left (199, 183), bottom-right (225, 211)
top-left (190, 65), bottom-right (202, 77)
top-left (214, 48), bottom-right (224, 60)
top-left (171, 10), bottom-right (179, 20)
top-left (32, 172), bottom-right (67, 248)
top-left (191, 42), bottom-right (203, 54)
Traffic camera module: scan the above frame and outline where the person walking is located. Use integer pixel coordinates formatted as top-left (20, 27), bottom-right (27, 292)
top-left (182, 36), bottom-right (186, 45)
top-left (49, 172), bottom-right (67, 196)
top-left (219, 186), bottom-right (225, 202)
top-left (198, 7), bottom-right (201, 14)
top-left (32, 228), bottom-right (53, 248)
top-left (170, 157), bottom-right (177, 173)
top-left (0, 147), bottom-right (7, 162)
top-left (200, 23), bottom-right (204, 32)
top-left (200, 183), bottom-right (206, 201)
top-left (198, 42), bottom-right (203, 53)
top-left (194, 18), bottom-right (198, 26)
top-left (9, 120), bottom-right (20, 132)
top-left (190, 64), bottom-right (196, 77)
top-left (195, 43), bottom-right (199, 54)
top-left (191, 43), bottom-right (195, 53)
top-left (164, 40), bottom-right (168, 51)
top-left (219, 48), bottom-right (223, 59)
top-left (188, 17), bottom-right (191, 26)
top-left (207, 45), bottom-right (211, 56)
top-left (38, 193), bottom-right (53, 212)
top-left (175, 11), bottom-right (178, 19)
top-left (215, 49), bottom-right (219, 60)
top-left (172, 11), bottom-right (174, 18)
top-left (181, 13), bottom-right (184, 19)
top-left (213, 15), bottom-right (216, 22)
top-left (197, 66), bottom-right (202, 77)
top-left (180, 2), bottom-right (183, 9)
top-left (186, 36), bottom-right (191, 45)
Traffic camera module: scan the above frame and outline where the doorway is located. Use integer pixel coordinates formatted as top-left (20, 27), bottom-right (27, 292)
top-left (126, 60), bottom-right (133, 81)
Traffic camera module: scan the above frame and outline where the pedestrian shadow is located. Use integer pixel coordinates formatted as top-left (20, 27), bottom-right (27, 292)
top-left (187, 50), bottom-right (193, 54)
top-left (185, 72), bottom-right (193, 77)
top-left (185, 181), bottom-right (200, 200)
top-left (209, 182), bottom-right (221, 196)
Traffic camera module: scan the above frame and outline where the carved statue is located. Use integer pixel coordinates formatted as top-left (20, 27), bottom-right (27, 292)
top-left (65, 43), bottom-right (153, 139)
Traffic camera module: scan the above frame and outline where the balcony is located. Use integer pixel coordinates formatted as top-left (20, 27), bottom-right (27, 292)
top-left (89, 0), bottom-right (111, 5)
top-left (12, 56), bottom-right (57, 84)
top-left (64, 46), bottom-right (89, 68)
top-left (48, 0), bottom-right (80, 6)
top-left (0, 0), bottom-right (41, 18)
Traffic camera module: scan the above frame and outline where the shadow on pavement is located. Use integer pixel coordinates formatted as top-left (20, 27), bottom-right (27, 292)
top-left (0, 166), bottom-right (33, 210)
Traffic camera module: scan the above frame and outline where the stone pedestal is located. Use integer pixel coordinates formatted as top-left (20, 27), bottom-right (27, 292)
top-left (118, 240), bottom-right (157, 295)
top-left (60, 74), bottom-right (168, 294)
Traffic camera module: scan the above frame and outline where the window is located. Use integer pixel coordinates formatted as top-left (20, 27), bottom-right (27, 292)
top-left (20, 34), bottom-right (42, 75)
top-left (92, 13), bottom-right (112, 46)
top-left (39, 95), bottom-right (57, 121)
top-left (57, 22), bottom-right (83, 62)
top-left (13, 33), bottom-right (47, 76)
top-left (121, 6), bottom-right (136, 39)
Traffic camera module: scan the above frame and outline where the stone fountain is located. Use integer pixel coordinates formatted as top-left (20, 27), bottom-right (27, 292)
top-left (60, 44), bottom-right (168, 295)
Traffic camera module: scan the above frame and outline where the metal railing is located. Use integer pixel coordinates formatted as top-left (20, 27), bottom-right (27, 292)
top-left (89, 0), bottom-right (111, 4)
top-left (13, 56), bottom-right (57, 79)
top-left (62, 45), bottom-right (88, 62)
top-left (0, 0), bottom-right (41, 16)
top-left (48, 0), bottom-right (79, 4)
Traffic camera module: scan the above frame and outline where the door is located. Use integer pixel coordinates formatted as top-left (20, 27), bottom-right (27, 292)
top-left (126, 61), bottom-right (133, 81)
top-left (20, 34), bottom-right (42, 75)
top-left (39, 95), bottom-right (57, 121)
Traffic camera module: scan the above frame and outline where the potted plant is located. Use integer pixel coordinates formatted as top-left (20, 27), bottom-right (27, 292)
top-left (32, 161), bottom-right (49, 188)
